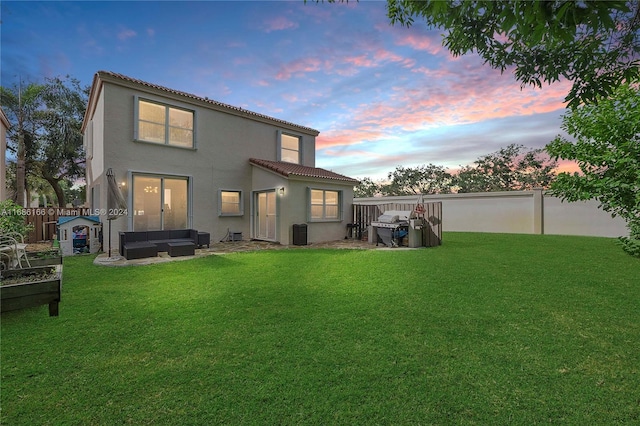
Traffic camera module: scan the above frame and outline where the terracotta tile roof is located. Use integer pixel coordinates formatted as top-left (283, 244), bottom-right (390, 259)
top-left (94, 71), bottom-right (320, 135)
top-left (250, 158), bottom-right (359, 184)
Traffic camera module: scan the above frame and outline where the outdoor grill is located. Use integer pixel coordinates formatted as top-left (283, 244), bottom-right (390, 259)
top-left (371, 210), bottom-right (413, 247)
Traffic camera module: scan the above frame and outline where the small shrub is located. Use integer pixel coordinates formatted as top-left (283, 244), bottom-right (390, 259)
top-left (0, 200), bottom-right (34, 238)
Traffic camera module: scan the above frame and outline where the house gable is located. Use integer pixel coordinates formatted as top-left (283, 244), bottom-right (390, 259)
top-left (82, 71), bottom-right (319, 137)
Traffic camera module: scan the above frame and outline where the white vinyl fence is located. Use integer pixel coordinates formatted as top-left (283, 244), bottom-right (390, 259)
top-left (355, 189), bottom-right (629, 238)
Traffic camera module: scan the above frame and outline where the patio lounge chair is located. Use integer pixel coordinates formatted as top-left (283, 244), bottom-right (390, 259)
top-left (0, 232), bottom-right (31, 269)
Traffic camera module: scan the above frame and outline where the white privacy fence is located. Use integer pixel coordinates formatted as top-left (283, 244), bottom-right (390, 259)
top-left (355, 189), bottom-right (629, 238)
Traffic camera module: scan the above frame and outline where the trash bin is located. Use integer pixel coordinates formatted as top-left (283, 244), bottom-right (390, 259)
top-left (293, 224), bottom-right (307, 245)
top-left (408, 219), bottom-right (424, 248)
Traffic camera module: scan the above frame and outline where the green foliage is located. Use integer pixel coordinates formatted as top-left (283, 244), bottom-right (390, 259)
top-left (454, 144), bottom-right (557, 192)
top-left (2, 234), bottom-right (639, 424)
top-left (1, 76), bottom-right (88, 207)
top-left (619, 220), bottom-right (640, 257)
top-left (387, 0), bottom-right (640, 107)
top-left (36, 76), bottom-right (89, 206)
top-left (354, 145), bottom-right (556, 197)
top-left (384, 163), bottom-right (453, 195)
top-left (0, 200), bottom-right (34, 237)
top-left (0, 82), bottom-right (47, 207)
top-left (353, 177), bottom-right (382, 198)
top-left (546, 83), bottom-right (640, 256)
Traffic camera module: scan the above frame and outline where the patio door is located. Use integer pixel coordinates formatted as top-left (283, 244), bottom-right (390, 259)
top-left (255, 190), bottom-right (276, 241)
top-left (133, 175), bottom-right (188, 231)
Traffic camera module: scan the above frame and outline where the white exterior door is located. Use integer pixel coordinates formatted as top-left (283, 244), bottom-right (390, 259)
top-left (255, 190), bottom-right (276, 241)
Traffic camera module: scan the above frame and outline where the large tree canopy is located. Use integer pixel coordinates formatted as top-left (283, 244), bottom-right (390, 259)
top-left (0, 82), bottom-right (46, 207)
top-left (352, 144), bottom-right (556, 196)
top-left (384, 164), bottom-right (454, 195)
top-left (1, 76), bottom-right (87, 207)
top-left (455, 144), bottom-right (557, 193)
top-left (546, 83), bottom-right (640, 256)
top-left (387, 0), bottom-right (640, 107)
top-left (36, 76), bottom-right (88, 207)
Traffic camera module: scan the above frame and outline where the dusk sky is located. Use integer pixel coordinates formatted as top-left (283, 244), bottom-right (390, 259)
top-left (2, 1), bottom-right (572, 181)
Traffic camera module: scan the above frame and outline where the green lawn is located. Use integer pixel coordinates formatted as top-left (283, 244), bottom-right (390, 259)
top-left (2, 233), bottom-right (639, 424)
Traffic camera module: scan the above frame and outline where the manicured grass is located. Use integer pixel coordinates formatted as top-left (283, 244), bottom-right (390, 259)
top-left (2, 233), bottom-right (639, 424)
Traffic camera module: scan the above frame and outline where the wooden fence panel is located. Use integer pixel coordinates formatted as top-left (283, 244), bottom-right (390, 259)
top-left (21, 208), bottom-right (83, 243)
top-left (423, 202), bottom-right (442, 247)
top-left (351, 204), bottom-right (380, 240)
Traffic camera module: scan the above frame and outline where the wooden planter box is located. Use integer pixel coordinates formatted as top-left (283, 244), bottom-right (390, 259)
top-left (1, 264), bottom-right (63, 316)
top-left (26, 249), bottom-right (63, 267)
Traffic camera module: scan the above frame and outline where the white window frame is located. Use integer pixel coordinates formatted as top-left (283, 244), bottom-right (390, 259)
top-left (134, 96), bottom-right (196, 149)
top-left (218, 189), bottom-right (244, 216)
top-left (308, 188), bottom-right (342, 222)
top-left (277, 130), bottom-right (302, 164)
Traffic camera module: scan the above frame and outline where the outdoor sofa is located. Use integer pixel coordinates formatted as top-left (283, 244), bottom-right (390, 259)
top-left (119, 229), bottom-right (210, 260)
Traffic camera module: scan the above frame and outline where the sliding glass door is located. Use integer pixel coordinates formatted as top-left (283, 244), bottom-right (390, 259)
top-left (255, 190), bottom-right (276, 241)
top-left (133, 175), bottom-right (188, 231)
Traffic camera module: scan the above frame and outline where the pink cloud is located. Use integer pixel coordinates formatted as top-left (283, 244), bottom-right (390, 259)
top-left (373, 48), bottom-right (416, 68)
top-left (317, 127), bottom-right (388, 150)
top-left (263, 16), bottom-right (299, 33)
top-left (316, 59), bottom-right (571, 152)
top-left (395, 33), bottom-right (442, 55)
top-left (275, 57), bottom-right (324, 80)
top-left (275, 46), bottom-right (416, 81)
top-left (343, 54), bottom-right (376, 68)
top-left (323, 149), bottom-right (387, 159)
top-left (282, 93), bottom-right (299, 103)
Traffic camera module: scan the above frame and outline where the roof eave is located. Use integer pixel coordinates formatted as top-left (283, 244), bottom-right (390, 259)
top-left (81, 72), bottom-right (103, 133)
top-left (94, 71), bottom-right (320, 136)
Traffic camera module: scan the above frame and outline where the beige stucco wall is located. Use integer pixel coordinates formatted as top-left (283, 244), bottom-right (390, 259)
top-left (283, 177), bottom-right (354, 244)
top-left (435, 191), bottom-right (536, 234)
top-left (355, 190), bottom-right (629, 238)
top-left (84, 74), bottom-right (350, 252)
top-left (250, 167), bottom-right (354, 244)
top-left (543, 197), bottom-right (627, 237)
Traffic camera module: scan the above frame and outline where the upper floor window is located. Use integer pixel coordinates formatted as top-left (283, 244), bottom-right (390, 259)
top-left (136, 98), bottom-right (194, 148)
top-left (279, 132), bottom-right (301, 164)
top-left (310, 189), bottom-right (341, 221)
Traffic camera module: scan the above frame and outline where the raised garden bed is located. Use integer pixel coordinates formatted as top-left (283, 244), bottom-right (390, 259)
top-left (26, 248), bottom-right (62, 267)
top-left (1, 264), bottom-right (63, 316)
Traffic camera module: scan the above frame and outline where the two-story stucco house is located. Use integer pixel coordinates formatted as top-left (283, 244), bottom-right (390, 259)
top-left (81, 71), bottom-right (358, 254)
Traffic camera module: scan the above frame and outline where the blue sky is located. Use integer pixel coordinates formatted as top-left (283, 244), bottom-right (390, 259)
top-left (1, 0), bottom-right (572, 180)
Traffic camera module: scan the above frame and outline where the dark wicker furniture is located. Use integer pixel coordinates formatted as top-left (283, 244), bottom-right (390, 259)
top-left (167, 242), bottom-right (196, 257)
top-left (119, 229), bottom-right (200, 260)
